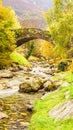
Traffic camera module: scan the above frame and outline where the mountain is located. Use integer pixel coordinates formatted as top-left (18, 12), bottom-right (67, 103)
top-left (22, 0), bottom-right (53, 11)
top-left (3, 0), bottom-right (53, 29)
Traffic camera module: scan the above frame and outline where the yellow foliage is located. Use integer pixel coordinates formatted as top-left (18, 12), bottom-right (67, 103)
top-left (0, 2), bottom-right (21, 68)
top-left (0, 2), bottom-right (21, 29)
top-left (40, 40), bottom-right (54, 59)
top-left (28, 56), bottom-right (40, 61)
top-left (68, 59), bottom-right (73, 72)
top-left (32, 39), bottom-right (41, 56)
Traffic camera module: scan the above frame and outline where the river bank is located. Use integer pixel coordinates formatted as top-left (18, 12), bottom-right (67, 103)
top-left (0, 60), bottom-right (71, 130)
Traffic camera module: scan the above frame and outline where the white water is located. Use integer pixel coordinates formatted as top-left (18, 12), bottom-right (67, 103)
top-left (30, 66), bottom-right (49, 77)
top-left (0, 88), bottom-right (19, 97)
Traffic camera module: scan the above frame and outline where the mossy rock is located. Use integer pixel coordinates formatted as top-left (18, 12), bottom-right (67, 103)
top-left (58, 61), bottom-right (68, 71)
top-left (10, 51), bottom-right (31, 67)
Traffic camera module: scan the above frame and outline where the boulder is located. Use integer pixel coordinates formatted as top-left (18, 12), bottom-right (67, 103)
top-left (0, 70), bottom-right (13, 78)
top-left (19, 78), bottom-right (42, 93)
top-left (43, 80), bottom-right (56, 91)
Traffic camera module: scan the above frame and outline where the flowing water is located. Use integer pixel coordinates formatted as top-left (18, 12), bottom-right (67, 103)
top-left (0, 89), bottom-right (43, 130)
top-left (0, 61), bottom-right (53, 130)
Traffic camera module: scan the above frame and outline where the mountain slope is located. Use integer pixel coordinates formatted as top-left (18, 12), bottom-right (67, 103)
top-left (3, 0), bottom-right (53, 18)
top-left (3, 0), bottom-right (53, 28)
top-left (23, 0), bottom-right (53, 11)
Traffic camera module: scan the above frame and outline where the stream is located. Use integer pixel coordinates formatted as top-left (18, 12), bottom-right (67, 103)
top-left (0, 61), bottom-right (56, 130)
top-left (0, 91), bottom-right (43, 130)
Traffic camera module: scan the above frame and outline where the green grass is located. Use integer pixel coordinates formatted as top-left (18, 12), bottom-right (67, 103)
top-left (29, 71), bottom-right (73, 130)
top-left (10, 51), bottom-right (30, 67)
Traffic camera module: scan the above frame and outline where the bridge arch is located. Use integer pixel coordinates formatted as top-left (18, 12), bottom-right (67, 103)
top-left (16, 28), bottom-right (53, 47)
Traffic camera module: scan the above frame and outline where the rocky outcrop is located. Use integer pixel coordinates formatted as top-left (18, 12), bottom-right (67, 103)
top-left (49, 100), bottom-right (73, 120)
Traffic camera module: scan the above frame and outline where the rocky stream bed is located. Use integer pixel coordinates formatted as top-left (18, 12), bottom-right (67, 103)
top-left (0, 61), bottom-right (68, 130)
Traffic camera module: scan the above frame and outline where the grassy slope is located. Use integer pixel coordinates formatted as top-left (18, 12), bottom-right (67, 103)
top-left (29, 71), bottom-right (73, 130)
top-left (10, 51), bottom-right (31, 67)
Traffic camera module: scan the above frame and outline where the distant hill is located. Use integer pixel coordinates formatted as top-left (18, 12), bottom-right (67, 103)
top-left (23, 0), bottom-right (53, 11)
top-left (3, 0), bottom-right (53, 29)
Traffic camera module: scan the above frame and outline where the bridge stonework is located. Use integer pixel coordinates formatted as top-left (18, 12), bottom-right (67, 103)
top-left (16, 28), bottom-right (53, 47)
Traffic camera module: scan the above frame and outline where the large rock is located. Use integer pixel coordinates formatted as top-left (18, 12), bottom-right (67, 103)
top-left (19, 78), bottom-right (42, 93)
top-left (49, 100), bottom-right (73, 120)
top-left (43, 80), bottom-right (57, 91)
top-left (0, 70), bottom-right (13, 78)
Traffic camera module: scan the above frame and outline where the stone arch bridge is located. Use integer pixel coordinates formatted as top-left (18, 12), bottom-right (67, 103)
top-left (16, 28), bottom-right (53, 47)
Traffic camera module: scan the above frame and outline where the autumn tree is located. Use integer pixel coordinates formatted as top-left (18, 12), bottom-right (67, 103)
top-left (40, 40), bottom-right (54, 59)
top-left (44, 0), bottom-right (73, 59)
top-left (0, 1), bottom-right (20, 68)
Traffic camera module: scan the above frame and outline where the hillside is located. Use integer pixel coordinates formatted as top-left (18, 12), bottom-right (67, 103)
top-left (3, 0), bottom-right (53, 28)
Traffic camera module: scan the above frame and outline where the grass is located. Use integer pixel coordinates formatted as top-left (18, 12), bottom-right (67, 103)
top-left (10, 51), bottom-right (31, 67)
top-left (29, 71), bottom-right (73, 130)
